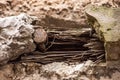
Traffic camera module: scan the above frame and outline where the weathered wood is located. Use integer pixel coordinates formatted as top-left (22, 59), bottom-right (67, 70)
top-left (10, 16), bottom-right (105, 64)
top-left (20, 49), bottom-right (104, 64)
top-left (17, 26), bottom-right (105, 64)
top-left (47, 28), bottom-right (92, 37)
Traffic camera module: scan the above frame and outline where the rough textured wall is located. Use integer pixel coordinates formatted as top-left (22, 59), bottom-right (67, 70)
top-left (0, 0), bottom-right (120, 22)
top-left (0, 0), bottom-right (119, 80)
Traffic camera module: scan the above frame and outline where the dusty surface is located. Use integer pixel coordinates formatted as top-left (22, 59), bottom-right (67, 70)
top-left (0, 61), bottom-right (120, 80)
top-left (0, 61), bottom-right (103, 80)
top-left (0, 0), bottom-right (120, 25)
top-left (0, 0), bottom-right (120, 80)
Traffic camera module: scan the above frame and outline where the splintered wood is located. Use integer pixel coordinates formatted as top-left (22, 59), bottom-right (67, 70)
top-left (19, 20), bottom-right (105, 64)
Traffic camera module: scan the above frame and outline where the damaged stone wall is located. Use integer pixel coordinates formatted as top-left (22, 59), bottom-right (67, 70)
top-left (0, 0), bottom-right (119, 80)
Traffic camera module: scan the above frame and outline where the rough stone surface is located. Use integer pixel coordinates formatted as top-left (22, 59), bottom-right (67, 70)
top-left (85, 5), bottom-right (120, 63)
top-left (0, 61), bottom-right (98, 80)
top-left (0, 0), bottom-right (119, 80)
top-left (0, 0), bottom-right (119, 28)
top-left (0, 13), bottom-right (36, 65)
top-left (0, 61), bottom-right (120, 80)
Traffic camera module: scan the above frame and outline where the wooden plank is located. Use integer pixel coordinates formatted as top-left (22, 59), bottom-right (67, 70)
top-left (20, 50), bottom-right (105, 64)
